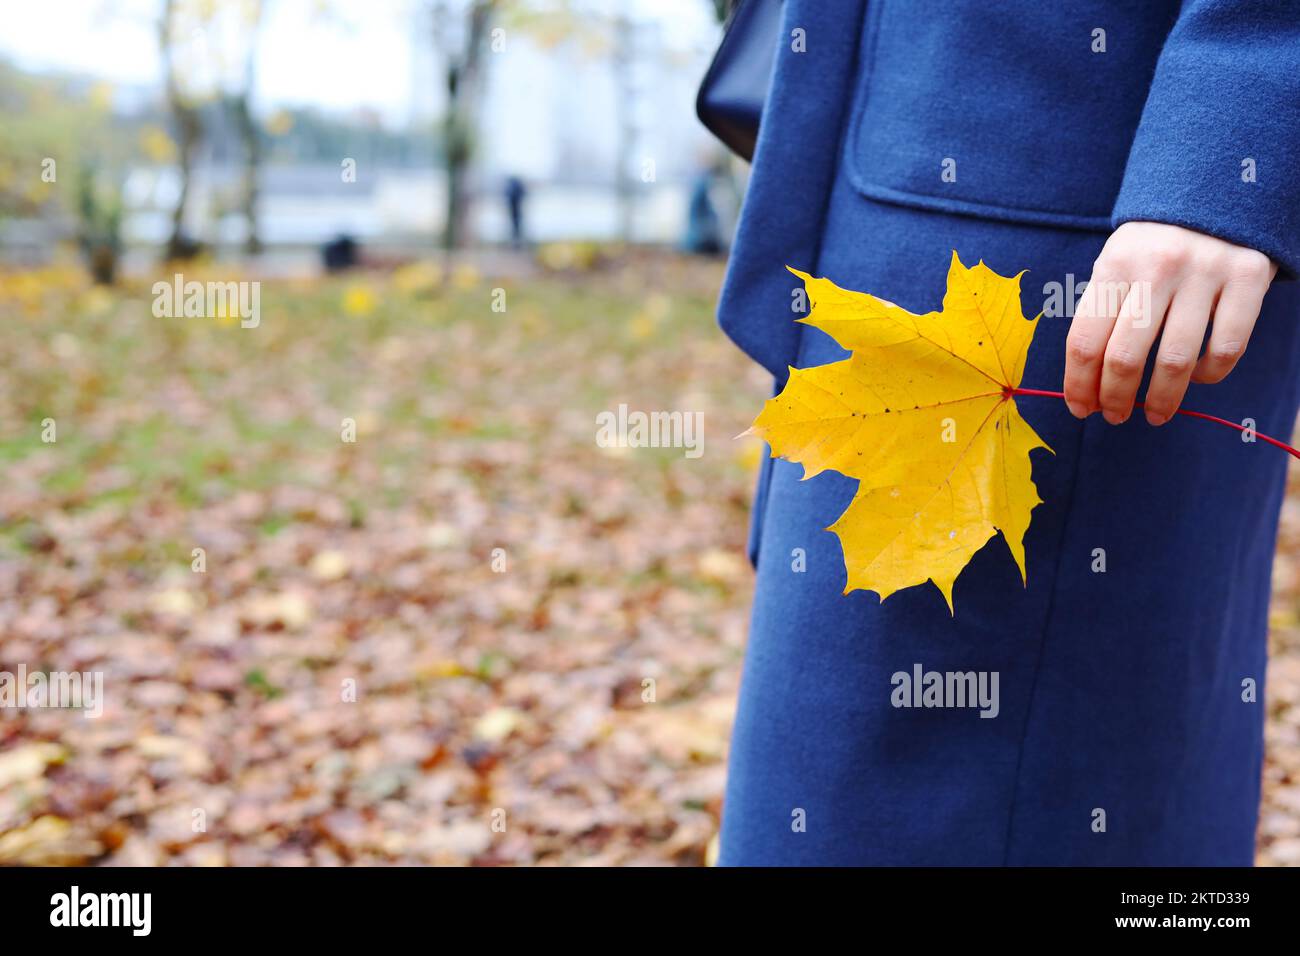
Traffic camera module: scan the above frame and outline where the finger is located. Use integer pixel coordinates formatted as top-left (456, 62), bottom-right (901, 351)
top-left (1098, 280), bottom-right (1173, 424)
top-left (1063, 269), bottom-right (1128, 418)
top-left (1191, 266), bottom-right (1270, 385)
top-left (1142, 280), bottom-right (1216, 425)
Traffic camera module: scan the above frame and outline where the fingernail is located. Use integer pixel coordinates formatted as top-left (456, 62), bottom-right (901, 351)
top-left (1102, 409), bottom-right (1125, 425)
top-left (1066, 400), bottom-right (1088, 419)
top-left (1146, 410), bottom-right (1168, 426)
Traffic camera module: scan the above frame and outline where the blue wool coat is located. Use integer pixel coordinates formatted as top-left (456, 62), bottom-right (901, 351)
top-left (718, 0), bottom-right (1300, 865)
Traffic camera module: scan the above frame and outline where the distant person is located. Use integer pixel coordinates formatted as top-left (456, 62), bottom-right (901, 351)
top-left (504, 176), bottom-right (527, 249)
top-left (682, 166), bottom-right (723, 255)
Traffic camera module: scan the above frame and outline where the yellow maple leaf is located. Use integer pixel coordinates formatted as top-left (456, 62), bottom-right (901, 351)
top-left (748, 252), bottom-right (1052, 612)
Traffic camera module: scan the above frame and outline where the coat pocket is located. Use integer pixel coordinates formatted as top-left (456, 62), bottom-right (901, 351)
top-left (845, 0), bottom-right (1178, 231)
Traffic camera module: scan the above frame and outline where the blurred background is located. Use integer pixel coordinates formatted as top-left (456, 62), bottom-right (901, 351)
top-left (0, 0), bottom-right (1297, 866)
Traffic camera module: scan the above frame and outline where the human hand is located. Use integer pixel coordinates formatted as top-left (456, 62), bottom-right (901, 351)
top-left (1063, 221), bottom-right (1277, 425)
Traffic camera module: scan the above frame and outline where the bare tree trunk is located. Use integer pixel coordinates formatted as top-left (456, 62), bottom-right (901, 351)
top-left (234, 93), bottom-right (261, 256)
top-left (612, 10), bottom-right (636, 243)
top-left (235, 0), bottom-right (265, 256)
top-left (438, 0), bottom-right (497, 252)
top-left (160, 0), bottom-right (204, 261)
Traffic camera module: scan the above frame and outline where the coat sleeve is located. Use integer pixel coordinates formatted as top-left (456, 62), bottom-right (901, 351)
top-left (1110, 0), bottom-right (1300, 277)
